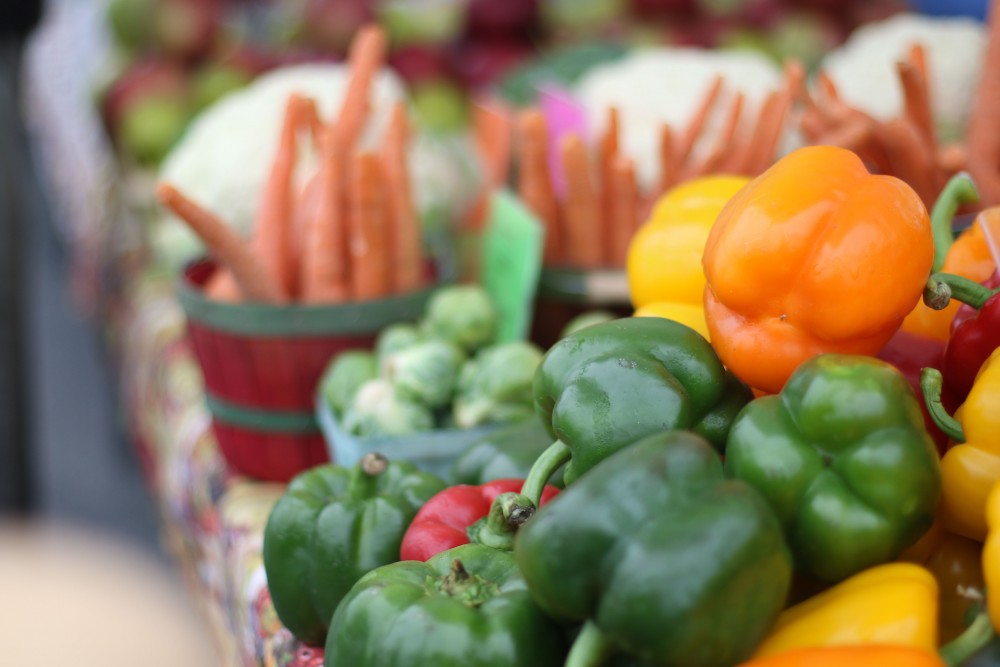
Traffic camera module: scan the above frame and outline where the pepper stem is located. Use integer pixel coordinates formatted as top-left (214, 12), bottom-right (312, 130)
top-left (466, 492), bottom-right (536, 551)
top-left (566, 621), bottom-right (616, 667)
top-left (940, 611), bottom-right (995, 667)
top-left (347, 452), bottom-right (389, 497)
top-left (931, 172), bottom-right (980, 273)
top-left (521, 440), bottom-right (572, 507)
top-left (924, 272), bottom-right (1000, 311)
top-left (920, 368), bottom-right (966, 443)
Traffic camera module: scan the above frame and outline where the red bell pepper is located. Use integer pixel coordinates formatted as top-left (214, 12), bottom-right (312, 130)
top-left (400, 479), bottom-right (559, 561)
top-left (876, 330), bottom-right (949, 451)
top-left (943, 270), bottom-right (1000, 402)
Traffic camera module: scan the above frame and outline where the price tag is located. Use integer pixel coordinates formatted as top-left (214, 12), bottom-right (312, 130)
top-left (480, 190), bottom-right (545, 343)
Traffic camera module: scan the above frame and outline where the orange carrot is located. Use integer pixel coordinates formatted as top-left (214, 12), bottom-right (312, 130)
top-left (599, 106), bottom-right (620, 247)
top-left (157, 183), bottom-right (286, 304)
top-left (335, 24), bottom-right (387, 160)
top-left (252, 93), bottom-right (303, 299)
top-left (204, 271), bottom-right (242, 303)
top-left (817, 117), bottom-right (875, 153)
top-left (897, 54), bottom-right (935, 152)
top-left (675, 75), bottom-right (724, 167)
top-left (967, 0), bottom-right (1000, 203)
top-left (610, 156), bottom-right (637, 266)
top-left (517, 109), bottom-right (561, 264)
top-left (658, 123), bottom-right (677, 194)
top-left (381, 103), bottom-right (423, 293)
top-left (743, 88), bottom-right (792, 175)
top-left (876, 117), bottom-right (937, 205)
top-left (300, 128), bottom-right (350, 303)
top-left (349, 152), bottom-right (391, 300)
top-left (938, 143), bottom-right (968, 173)
top-left (685, 91), bottom-right (744, 179)
top-left (784, 59), bottom-right (807, 104)
top-left (560, 133), bottom-right (603, 269)
top-left (298, 96), bottom-right (326, 152)
top-left (464, 102), bottom-right (514, 230)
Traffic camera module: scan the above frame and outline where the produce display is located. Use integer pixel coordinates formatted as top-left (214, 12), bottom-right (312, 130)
top-left (56, 1), bottom-right (1000, 667)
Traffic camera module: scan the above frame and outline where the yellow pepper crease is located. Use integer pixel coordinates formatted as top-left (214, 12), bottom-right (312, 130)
top-left (984, 481), bottom-right (1000, 632)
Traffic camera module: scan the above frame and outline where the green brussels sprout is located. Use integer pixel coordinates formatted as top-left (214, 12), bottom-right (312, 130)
top-left (318, 351), bottom-right (377, 418)
top-left (453, 341), bottom-right (544, 429)
top-left (560, 310), bottom-right (617, 338)
top-left (385, 339), bottom-right (466, 410)
top-left (375, 323), bottom-right (422, 372)
top-left (422, 285), bottom-right (496, 353)
top-left (343, 379), bottom-right (435, 438)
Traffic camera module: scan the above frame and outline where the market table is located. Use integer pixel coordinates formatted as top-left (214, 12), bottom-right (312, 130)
top-left (117, 268), bottom-right (321, 667)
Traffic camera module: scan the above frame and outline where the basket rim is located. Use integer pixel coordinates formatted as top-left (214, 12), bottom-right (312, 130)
top-left (207, 392), bottom-right (319, 434)
top-left (177, 259), bottom-right (440, 337)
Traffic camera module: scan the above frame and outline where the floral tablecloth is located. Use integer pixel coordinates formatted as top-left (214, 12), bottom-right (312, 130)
top-left (118, 269), bottom-right (322, 667)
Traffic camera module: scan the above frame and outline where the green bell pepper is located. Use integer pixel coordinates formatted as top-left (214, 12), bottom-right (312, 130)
top-left (526, 317), bottom-right (752, 497)
top-left (324, 543), bottom-right (567, 666)
top-left (263, 453), bottom-right (446, 645)
top-left (450, 418), bottom-right (564, 488)
top-left (725, 353), bottom-right (942, 583)
top-left (515, 431), bottom-right (792, 667)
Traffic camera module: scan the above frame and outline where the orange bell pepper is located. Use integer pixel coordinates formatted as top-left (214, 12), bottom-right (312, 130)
top-left (736, 645), bottom-right (945, 667)
top-left (902, 175), bottom-right (993, 342)
top-left (702, 145), bottom-right (934, 393)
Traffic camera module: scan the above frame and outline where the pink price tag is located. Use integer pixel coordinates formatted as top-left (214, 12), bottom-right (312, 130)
top-left (976, 208), bottom-right (1000, 273)
top-left (538, 84), bottom-right (588, 198)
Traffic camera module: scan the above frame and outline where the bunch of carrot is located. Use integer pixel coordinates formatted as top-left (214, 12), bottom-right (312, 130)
top-left (156, 25), bottom-right (425, 306)
top-left (516, 73), bottom-right (794, 269)
top-left (800, 0), bottom-right (1000, 208)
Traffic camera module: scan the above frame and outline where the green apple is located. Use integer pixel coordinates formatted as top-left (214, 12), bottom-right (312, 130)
top-left (412, 81), bottom-right (470, 134)
top-left (119, 95), bottom-right (191, 165)
top-left (191, 64), bottom-right (254, 112)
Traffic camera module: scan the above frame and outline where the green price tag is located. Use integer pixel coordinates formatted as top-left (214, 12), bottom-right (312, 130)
top-left (480, 189), bottom-right (544, 343)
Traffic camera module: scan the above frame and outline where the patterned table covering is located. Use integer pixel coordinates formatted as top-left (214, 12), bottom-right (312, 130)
top-left (118, 269), bottom-right (322, 667)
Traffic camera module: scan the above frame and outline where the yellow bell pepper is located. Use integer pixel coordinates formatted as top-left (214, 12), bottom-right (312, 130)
top-left (752, 563), bottom-right (939, 659)
top-left (626, 175), bottom-right (749, 338)
top-left (984, 481), bottom-right (1000, 632)
top-left (929, 347), bottom-right (1000, 541)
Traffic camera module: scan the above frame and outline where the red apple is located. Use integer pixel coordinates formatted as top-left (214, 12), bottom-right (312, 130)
top-left (628, 0), bottom-right (696, 17)
top-left (389, 45), bottom-right (453, 85)
top-left (449, 38), bottom-right (534, 92)
top-left (465, 0), bottom-right (538, 37)
top-left (101, 57), bottom-right (189, 133)
top-left (299, 0), bottom-right (374, 53)
top-left (151, 0), bottom-right (224, 61)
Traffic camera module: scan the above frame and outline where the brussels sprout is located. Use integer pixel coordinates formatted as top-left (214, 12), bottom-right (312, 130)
top-left (343, 379), bottom-right (435, 437)
top-left (453, 341), bottom-right (544, 429)
top-left (422, 285), bottom-right (497, 353)
top-left (560, 310), bottom-right (617, 338)
top-left (319, 351), bottom-right (377, 418)
top-left (385, 339), bottom-right (466, 409)
top-left (375, 323), bottom-right (422, 372)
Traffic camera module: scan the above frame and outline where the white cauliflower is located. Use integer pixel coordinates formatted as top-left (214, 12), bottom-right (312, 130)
top-left (821, 13), bottom-right (986, 142)
top-left (573, 47), bottom-right (788, 189)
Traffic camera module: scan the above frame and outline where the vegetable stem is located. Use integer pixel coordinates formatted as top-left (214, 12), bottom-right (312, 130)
top-left (467, 492), bottom-right (535, 551)
top-left (565, 621), bottom-right (615, 667)
top-left (347, 453), bottom-right (389, 497)
top-left (941, 612), bottom-right (995, 667)
top-left (521, 441), bottom-right (572, 507)
top-left (930, 173), bottom-right (980, 273)
top-left (920, 368), bottom-right (966, 443)
top-left (924, 272), bottom-right (1000, 311)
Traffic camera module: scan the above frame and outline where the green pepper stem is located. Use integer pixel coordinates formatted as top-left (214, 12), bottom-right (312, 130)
top-left (931, 172), bottom-right (980, 273)
top-left (565, 621), bottom-right (615, 667)
top-left (347, 452), bottom-right (389, 497)
top-left (924, 272), bottom-right (1000, 311)
top-left (521, 440), bottom-right (572, 507)
top-left (940, 611), bottom-right (995, 667)
top-left (466, 492), bottom-right (536, 551)
top-left (920, 368), bottom-right (966, 443)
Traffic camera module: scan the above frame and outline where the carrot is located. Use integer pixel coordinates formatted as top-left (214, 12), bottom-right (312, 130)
top-left (560, 133), bottom-right (604, 268)
top-left (658, 123), bottom-right (677, 194)
top-left (784, 59), bottom-right (807, 104)
top-left (675, 75), bottom-right (724, 167)
top-left (610, 156), bottom-right (638, 266)
top-left (817, 117), bottom-right (875, 153)
top-left (517, 109), bottom-right (561, 264)
top-left (967, 0), bottom-right (1000, 204)
top-left (685, 92), bottom-right (744, 179)
top-left (300, 128), bottom-right (350, 303)
top-left (298, 96), bottom-right (326, 152)
top-left (381, 103), bottom-right (423, 293)
top-left (743, 88), bottom-right (792, 175)
top-left (599, 106), bottom-right (620, 247)
top-left (349, 152), bottom-right (391, 300)
top-left (204, 271), bottom-right (242, 303)
top-left (938, 143), bottom-right (968, 173)
top-left (464, 102), bottom-right (514, 231)
top-left (335, 24), bottom-right (387, 160)
top-left (897, 53), bottom-right (935, 152)
top-left (157, 183), bottom-right (286, 304)
top-left (876, 118), bottom-right (938, 205)
top-left (252, 93), bottom-right (303, 299)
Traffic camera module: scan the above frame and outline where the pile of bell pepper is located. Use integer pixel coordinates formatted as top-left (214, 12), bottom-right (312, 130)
top-left (259, 145), bottom-right (1000, 667)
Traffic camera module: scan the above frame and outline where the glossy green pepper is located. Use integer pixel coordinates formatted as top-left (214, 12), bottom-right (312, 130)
top-left (725, 354), bottom-right (942, 583)
top-left (263, 453), bottom-right (446, 645)
top-left (450, 418), bottom-right (564, 488)
top-left (515, 432), bottom-right (792, 667)
top-left (324, 543), bottom-right (567, 666)
top-left (526, 317), bottom-right (752, 496)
